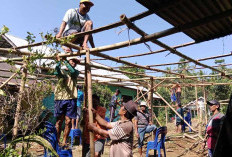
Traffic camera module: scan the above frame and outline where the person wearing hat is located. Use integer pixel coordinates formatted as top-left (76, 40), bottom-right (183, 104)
top-left (54, 55), bottom-right (80, 147)
top-left (109, 89), bottom-right (121, 122)
top-left (202, 100), bottom-right (224, 157)
top-left (134, 101), bottom-right (157, 157)
top-left (88, 100), bottom-right (138, 157)
top-left (56, 0), bottom-right (95, 51)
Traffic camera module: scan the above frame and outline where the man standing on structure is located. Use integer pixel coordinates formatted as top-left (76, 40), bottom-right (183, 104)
top-left (109, 89), bottom-right (121, 122)
top-left (202, 100), bottom-right (224, 157)
top-left (172, 82), bottom-right (181, 105)
top-left (134, 101), bottom-right (157, 157)
top-left (54, 55), bottom-right (80, 147)
top-left (56, 0), bottom-right (95, 51)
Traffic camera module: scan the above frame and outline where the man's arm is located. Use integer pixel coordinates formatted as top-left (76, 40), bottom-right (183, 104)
top-left (134, 119), bottom-right (139, 138)
top-left (88, 123), bottom-right (109, 138)
top-left (95, 112), bottom-right (113, 129)
top-left (54, 55), bottom-right (63, 77)
top-left (64, 60), bottom-right (79, 77)
top-left (56, 21), bottom-right (67, 38)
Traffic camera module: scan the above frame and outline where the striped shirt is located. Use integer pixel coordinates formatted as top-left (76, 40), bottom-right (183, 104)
top-left (109, 120), bottom-right (133, 157)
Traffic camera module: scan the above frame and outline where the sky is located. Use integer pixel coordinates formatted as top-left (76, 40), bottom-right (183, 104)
top-left (1, 0), bottom-right (232, 77)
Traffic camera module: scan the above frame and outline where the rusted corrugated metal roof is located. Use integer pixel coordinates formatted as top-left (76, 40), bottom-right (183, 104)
top-left (136, 0), bottom-right (232, 42)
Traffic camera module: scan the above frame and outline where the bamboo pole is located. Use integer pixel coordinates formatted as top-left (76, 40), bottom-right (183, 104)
top-left (89, 51), bottom-right (183, 76)
top-left (203, 86), bottom-right (208, 125)
top-left (82, 57), bottom-right (88, 157)
top-left (153, 114), bottom-right (162, 127)
top-left (148, 77), bottom-right (154, 139)
top-left (120, 14), bottom-right (227, 78)
top-left (165, 107), bottom-right (168, 126)
top-left (149, 52), bottom-right (232, 67)
top-left (91, 41), bottom-right (195, 60)
top-left (135, 79), bottom-right (166, 102)
top-left (0, 72), bottom-right (19, 89)
top-left (195, 86), bottom-right (199, 117)
top-left (12, 59), bottom-right (27, 139)
top-left (0, 57), bottom-right (23, 63)
top-left (86, 50), bottom-right (95, 157)
top-left (155, 92), bottom-right (198, 134)
top-left (157, 82), bottom-right (232, 87)
top-left (139, 88), bottom-right (148, 103)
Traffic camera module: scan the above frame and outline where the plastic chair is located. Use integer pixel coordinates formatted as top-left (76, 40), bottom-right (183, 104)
top-left (146, 126), bottom-right (167, 157)
top-left (0, 134), bottom-right (6, 149)
top-left (43, 121), bottom-right (72, 157)
top-left (69, 129), bottom-right (82, 148)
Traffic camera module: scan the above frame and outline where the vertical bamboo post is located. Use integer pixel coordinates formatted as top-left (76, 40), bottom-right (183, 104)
top-left (165, 107), bottom-right (168, 126)
top-left (148, 77), bottom-right (154, 139)
top-left (86, 51), bottom-right (95, 157)
top-left (136, 86), bottom-right (139, 100)
top-left (84, 57), bottom-right (88, 108)
top-left (82, 57), bottom-right (88, 157)
top-left (203, 86), bottom-right (208, 124)
top-left (12, 59), bottom-right (27, 139)
top-left (199, 106), bottom-right (203, 137)
top-left (195, 86), bottom-right (199, 118)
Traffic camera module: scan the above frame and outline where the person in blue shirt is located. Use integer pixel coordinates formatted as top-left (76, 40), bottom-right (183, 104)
top-left (109, 89), bottom-right (121, 122)
top-left (72, 85), bottom-right (84, 129)
top-left (176, 103), bottom-right (184, 133)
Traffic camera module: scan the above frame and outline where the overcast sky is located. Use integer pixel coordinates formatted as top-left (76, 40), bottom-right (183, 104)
top-left (1, 0), bottom-right (232, 76)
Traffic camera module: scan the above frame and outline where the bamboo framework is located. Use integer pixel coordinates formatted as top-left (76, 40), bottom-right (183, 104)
top-left (0, 7), bottom-right (232, 157)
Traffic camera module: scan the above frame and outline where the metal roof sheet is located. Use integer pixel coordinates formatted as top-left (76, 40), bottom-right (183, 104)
top-left (136, 0), bottom-right (232, 42)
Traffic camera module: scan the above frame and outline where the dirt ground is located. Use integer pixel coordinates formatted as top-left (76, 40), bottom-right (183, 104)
top-left (2, 118), bottom-right (208, 157)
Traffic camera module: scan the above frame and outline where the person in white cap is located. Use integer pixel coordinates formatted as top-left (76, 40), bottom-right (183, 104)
top-left (134, 101), bottom-right (157, 157)
top-left (53, 55), bottom-right (80, 147)
top-left (56, 0), bottom-right (95, 51)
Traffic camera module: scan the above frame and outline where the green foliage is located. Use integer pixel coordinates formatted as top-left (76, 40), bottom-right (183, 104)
top-left (215, 59), bottom-right (225, 64)
top-left (119, 64), bottom-right (146, 79)
top-left (9, 135), bottom-right (58, 157)
top-left (92, 83), bottom-right (113, 108)
top-left (0, 25), bottom-right (9, 40)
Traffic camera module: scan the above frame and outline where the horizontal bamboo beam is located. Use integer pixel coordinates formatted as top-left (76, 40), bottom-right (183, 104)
top-left (0, 72), bottom-right (19, 89)
top-left (120, 14), bottom-right (228, 78)
top-left (90, 51), bottom-right (183, 76)
top-left (149, 52), bottom-right (232, 67)
top-left (0, 57), bottom-right (24, 63)
top-left (158, 82), bottom-right (232, 87)
top-left (91, 41), bottom-right (195, 60)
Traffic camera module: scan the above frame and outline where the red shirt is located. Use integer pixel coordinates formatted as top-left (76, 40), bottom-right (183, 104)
top-left (83, 106), bottom-right (106, 144)
top-left (206, 113), bottom-right (224, 149)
